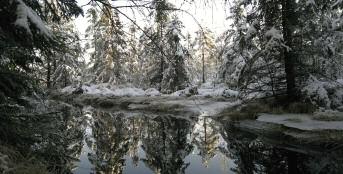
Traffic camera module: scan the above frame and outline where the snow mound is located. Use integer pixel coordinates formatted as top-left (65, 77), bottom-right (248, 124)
top-left (171, 83), bottom-right (239, 98)
top-left (61, 83), bottom-right (239, 98)
top-left (112, 87), bottom-right (145, 97)
top-left (61, 84), bottom-right (155, 97)
top-left (198, 83), bottom-right (239, 97)
top-left (145, 88), bottom-right (161, 96)
top-left (60, 86), bottom-right (75, 93)
top-left (171, 86), bottom-right (198, 97)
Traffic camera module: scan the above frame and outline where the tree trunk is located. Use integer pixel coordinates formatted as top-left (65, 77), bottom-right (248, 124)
top-left (282, 0), bottom-right (297, 101)
top-left (202, 47), bottom-right (205, 83)
top-left (46, 56), bottom-right (51, 89)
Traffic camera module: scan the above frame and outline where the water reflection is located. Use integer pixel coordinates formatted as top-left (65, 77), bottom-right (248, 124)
top-left (72, 108), bottom-right (343, 174)
top-left (219, 124), bottom-right (343, 174)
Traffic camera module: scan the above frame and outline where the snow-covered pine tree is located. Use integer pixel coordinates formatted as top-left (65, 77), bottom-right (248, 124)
top-left (50, 22), bottom-right (84, 88)
top-left (219, 0), bottom-right (289, 97)
top-left (0, 0), bottom-right (79, 101)
top-left (193, 28), bottom-right (216, 84)
top-left (143, 0), bottom-right (171, 90)
top-left (126, 25), bottom-right (140, 85)
top-left (161, 15), bottom-right (189, 93)
top-left (85, 2), bottom-right (127, 85)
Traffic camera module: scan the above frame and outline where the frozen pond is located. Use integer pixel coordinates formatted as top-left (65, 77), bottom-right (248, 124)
top-left (70, 107), bottom-right (343, 174)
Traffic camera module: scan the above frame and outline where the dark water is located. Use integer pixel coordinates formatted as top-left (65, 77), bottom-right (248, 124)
top-left (69, 107), bottom-right (343, 174)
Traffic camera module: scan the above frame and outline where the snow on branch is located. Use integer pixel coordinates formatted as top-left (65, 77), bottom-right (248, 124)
top-left (14, 0), bottom-right (51, 38)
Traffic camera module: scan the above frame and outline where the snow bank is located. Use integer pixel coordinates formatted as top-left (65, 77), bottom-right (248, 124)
top-left (111, 87), bottom-right (145, 97)
top-left (60, 84), bottom-right (160, 97)
top-left (257, 113), bottom-right (343, 131)
top-left (171, 86), bottom-right (198, 97)
top-left (82, 84), bottom-right (145, 97)
top-left (198, 83), bottom-right (238, 97)
top-left (145, 88), bottom-right (161, 96)
top-left (61, 83), bottom-right (238, 98)
top-left (60, 86), bottom-right (75, 93)
top-left (171, 83), bottom-right (239, 98)
top-left (197, 100), bottom-right (242, 116)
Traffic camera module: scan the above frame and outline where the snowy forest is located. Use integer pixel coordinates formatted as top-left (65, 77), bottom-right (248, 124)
top-left (1, 0), bottom-right (343, 174)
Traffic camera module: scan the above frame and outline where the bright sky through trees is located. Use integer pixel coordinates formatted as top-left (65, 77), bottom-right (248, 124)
top-left (74, 0), bottom-right (229, 38)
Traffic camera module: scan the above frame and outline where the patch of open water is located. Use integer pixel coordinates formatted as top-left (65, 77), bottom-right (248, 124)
top-left (71, 107), bottom-right (343, 174)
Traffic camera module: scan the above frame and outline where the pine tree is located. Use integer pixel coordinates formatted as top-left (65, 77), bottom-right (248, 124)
top-left (0, 0), bottom-right (78, 101)
top-left (161, 16), bottom-right (189, 93)
top-left (219, 0), bottom-right (297, 99)
top-left (126, 25), bottom-right (140, 85)
top-left (46, 22), bottom-right (84, 88)
top-left (193, 28), bottom-right (216, 84)
top-left (85, 2), bottom-right (127, 84)
top-left (220, 0), bottom-right (343, 102)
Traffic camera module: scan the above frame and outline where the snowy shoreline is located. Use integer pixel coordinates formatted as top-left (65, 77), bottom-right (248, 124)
top-left (257, 112), bottom-right (343, 131)
top-left (54, 84), bottom-right (241, 117)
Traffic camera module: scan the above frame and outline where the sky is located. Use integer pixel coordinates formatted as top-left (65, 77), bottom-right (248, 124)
top-left (74, 0), bottom-right (230, 38)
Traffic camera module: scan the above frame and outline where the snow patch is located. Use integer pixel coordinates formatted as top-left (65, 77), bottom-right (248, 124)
top-left (197, 100), bottom-right (242, 117)
top-left (171, 83), bottom-right (239, 98)
top-left (61, 84), bottom-right (155, 97)
top-left (198, 83), bottom-right (238, 97)
top-left (257, 113), bottom-right (343, 131)
top-left (61, 86), bottom-right (75, 93)
top-left (145, 88), bottom-right (161, 96)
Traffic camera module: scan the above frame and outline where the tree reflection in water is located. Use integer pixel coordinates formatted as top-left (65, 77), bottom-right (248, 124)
top-left (90, 112), bottom-right (131, 174)
top-left (141, 116), bottom-right (195, 174)
top-left (218, 121), bottom-right (343, 174)
top-left (73, 108), bottom-right (343, 174)
top-left (192, 117), bottom-right (221, 167)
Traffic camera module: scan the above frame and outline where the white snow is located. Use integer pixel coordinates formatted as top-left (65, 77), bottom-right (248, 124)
top-left (301, 75), bottom-right (343, 108)
top-left (61, 86), bottom-right (75, 93)
top-left (60, 84), bottom-right (242, 117)
top-left (198, 83), bottom-right (239, 97)
top-left (14, 0), bottom-right (51, 37)
top-left (171, 83), bottom-right (239, 97)
top-left (197, 100), bottom-right (242, 117)
top-left (111, 87), bottom-right (146, 97)
top-left (302, 76), bottom-right (331, 108)
top-left (61, 84), bottom-right (154, 97)
top-left (80, 84), bottom-right (145, 97)
top-left (257, 113), bottom-right (343, 131)
top-left (170, 86), bottom-right (197, 97)
top-left (145, 88), bottom-right (161, 96)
